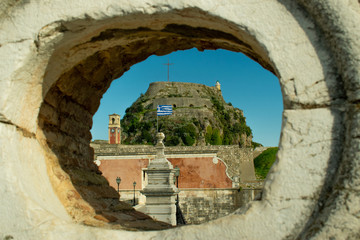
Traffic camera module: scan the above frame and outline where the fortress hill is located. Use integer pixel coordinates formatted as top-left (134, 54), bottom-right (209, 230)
top-left (121, 81), bottom-right (254, 147)
top-left (92, 81), bottom-right (262, 224)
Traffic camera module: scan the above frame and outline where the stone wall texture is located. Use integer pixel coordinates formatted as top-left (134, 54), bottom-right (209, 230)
top-left (92, 142), bottom-right (256, 182)
top-left (148, 82), bottom-right (216, 109)
top-left (94, 147), bottom-right (259, 225)
top-left (96, 155), bottom-right (233, 190)
top-left (1, 0), bottom-right (360, 239)
top-left (179, 188), bottom-right (262, 225)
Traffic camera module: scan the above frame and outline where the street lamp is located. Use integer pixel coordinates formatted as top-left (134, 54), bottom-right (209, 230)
top-left (116, 177), bottom-right (121, 192)
top-left (133, 181), bottom-right (137, 206)
top-left (174, 166), bottom-right (180, 204)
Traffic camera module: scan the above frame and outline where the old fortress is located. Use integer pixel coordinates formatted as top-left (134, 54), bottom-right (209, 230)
top-left (121, 81), bottom-right (253, 147)
top-left (92, 81), bottom-right (262, 224)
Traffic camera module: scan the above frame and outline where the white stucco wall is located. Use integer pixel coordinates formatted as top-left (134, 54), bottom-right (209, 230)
top-left (0, 0), bottom-right (359, 239)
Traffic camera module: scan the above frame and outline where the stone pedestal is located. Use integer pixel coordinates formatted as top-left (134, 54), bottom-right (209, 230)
top-left (141, 132), bottom-right (178, 226)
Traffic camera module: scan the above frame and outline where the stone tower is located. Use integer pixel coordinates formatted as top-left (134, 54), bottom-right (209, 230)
top-left (215, 81), bottom-right (221, 91)
top-left (108, 114), bottom-right (121, 144)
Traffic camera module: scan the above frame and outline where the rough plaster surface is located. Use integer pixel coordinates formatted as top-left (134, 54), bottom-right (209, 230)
top-left (178, 188), bottom-right (261, 225)
top-left (91, 143), bottom-right (256, 182)
top-left (0, 0), bottom-right (360, 239)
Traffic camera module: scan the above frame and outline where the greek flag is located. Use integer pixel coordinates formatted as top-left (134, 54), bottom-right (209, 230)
top-left (157, 105), bottom-right (172, 116)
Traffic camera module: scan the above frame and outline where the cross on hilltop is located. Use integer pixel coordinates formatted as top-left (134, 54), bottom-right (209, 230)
top-left (163, 59), bottom-right (173, 82)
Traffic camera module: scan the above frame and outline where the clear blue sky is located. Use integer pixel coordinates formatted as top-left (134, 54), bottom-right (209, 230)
top-left (91, 48), bottom-right (283, 147)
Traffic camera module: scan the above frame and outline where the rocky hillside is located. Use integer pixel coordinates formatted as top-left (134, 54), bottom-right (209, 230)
top-left (121, 81), bottom-right (253, 147)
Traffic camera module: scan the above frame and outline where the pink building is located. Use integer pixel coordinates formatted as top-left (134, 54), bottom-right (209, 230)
top-left (96, 155), bottom-right (232, 192)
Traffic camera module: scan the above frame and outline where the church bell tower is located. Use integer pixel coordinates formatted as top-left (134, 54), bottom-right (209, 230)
top-left (108, 114), bottom-right (121, 144)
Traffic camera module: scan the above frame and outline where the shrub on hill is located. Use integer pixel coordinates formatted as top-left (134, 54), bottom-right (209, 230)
top-left (254, 147), bottom-right (278, 179)
top-left (251, 141), bottom-right (262, 149)
top-left (121, 83), bottom-right (254, 147)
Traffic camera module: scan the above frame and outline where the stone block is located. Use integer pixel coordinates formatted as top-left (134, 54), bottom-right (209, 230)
top-left (145, 204), bottom-right (176, 214)
top-left (263, 108), bottom-right (344, 200)
top-left (38, 102), bottom-right (59, 126)
top-left (0, 123), bottom-right (71, 237)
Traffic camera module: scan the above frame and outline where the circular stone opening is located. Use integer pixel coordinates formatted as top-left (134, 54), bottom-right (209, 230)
top-left (38, 9), bottom-right (342, 231)
top-left (3, 1), bottom-right (351, 239)
top-left (91, 48), bottom-right (282, 224)
top-left (37, 17), bottom-right (274, 229)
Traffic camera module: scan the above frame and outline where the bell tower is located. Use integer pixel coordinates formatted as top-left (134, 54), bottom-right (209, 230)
top-left (108, 114), bottom-right (121, 144)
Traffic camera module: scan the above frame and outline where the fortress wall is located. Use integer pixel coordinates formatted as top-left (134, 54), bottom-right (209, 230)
top-left (145, 82), bottom-right (172, 96)
top-left (119, 188), bottom-right (260, 225)
top-left (253, 147), bottom-right (271, 159)
top-left (146, 82), bottom-right (218, 98)
top-left (92, 143), bottom-right (252, 156)
top-left (153, 97), bottom-right (212, 109)
top-left (168, 157), bottom-right (232, 188)
top-left (97, 158), bottom-right (149, 190)
top-left (96, 155), bottom-right (233, 190)
top-left (143, 108), bottom-right (216, 124)
top-left (170, 108), bottom-right (214, 120)
top-left (216, 147), bottom-right (255, 181)
top-left (93, 143), bottom-right (254, 224)
top-left (97, 154), bottom-right (241, 224)
top-left (178, 188), bottom-right (262, 225)
top-left (92, 143), bottom-right (256, 182)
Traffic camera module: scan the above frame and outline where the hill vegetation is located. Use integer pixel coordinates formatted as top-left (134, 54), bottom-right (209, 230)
top-left (253, 147), bottom-right (278, 179)
top-left (121, 82), bottom-right (255, 147)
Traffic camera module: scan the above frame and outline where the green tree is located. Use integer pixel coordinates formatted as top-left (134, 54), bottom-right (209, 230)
top-left (141, 130), bottom-right (153, 144)
top-left (178, 123), bottom-right (197, 146)
top-left (251, 141), bottom-right (262, 149)
top-left (210, 128), bottom-right (222, 145)
top-left (205, 125), bottom-right (213, 144)
top-left (222, 128), bottom-right (232, 145)
top-left (183, 133), bottom-right (195, 146)
top-left (166, 135), bottom-right (180, 146)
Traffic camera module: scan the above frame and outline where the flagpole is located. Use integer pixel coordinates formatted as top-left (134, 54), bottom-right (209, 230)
top-left (156, 105), bottom-right (172, 134)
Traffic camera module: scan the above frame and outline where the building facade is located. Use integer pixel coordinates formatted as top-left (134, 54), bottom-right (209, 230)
top-left (92, 138), bottom-right (262, 224)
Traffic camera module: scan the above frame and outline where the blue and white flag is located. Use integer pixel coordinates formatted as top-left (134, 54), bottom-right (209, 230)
top-left (157, 105), bottom-right (172, 116)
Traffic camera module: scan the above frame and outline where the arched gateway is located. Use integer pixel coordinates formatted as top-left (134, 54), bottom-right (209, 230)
top-left (0, 1), bottom-right (359, 239)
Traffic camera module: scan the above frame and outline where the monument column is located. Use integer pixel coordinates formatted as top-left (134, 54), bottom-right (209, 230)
top-left (141, 132), bottom-right (178, 226)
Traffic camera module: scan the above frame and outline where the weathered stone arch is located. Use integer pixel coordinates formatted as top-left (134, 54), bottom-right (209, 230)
top-left (0, 1), bottom-right (359, 239)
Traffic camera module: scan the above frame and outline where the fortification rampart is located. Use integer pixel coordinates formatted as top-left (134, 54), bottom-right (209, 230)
top-left (152, 97), bottom-right (213, 109)
top-left (122, 80), bottom-right (252, 147)
top-left (92, 141), bottom-right (260, 224)
top-left (145, 82), bottom-right (220, 99)
top-left (91, 142), bottom-right (255, 182)
top-left (178, 188), bottom-right (262, 224)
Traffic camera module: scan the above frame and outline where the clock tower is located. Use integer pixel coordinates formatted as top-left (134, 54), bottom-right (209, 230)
top-left (108, 114), bottom-right (121, 144)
